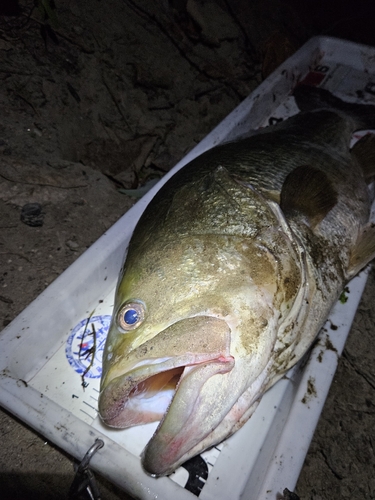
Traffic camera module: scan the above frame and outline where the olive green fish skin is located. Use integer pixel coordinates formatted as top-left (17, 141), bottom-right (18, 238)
top-left (99, 88), bottom-right (375, 476)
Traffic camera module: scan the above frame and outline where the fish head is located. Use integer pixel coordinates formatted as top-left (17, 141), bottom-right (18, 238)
top-left (99, 167), bottom-right (303, 475)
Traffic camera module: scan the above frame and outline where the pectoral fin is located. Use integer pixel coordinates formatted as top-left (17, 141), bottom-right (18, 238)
top-left (280, 165), bottom-right (338, 228)
top-left (347, 223), bottom-right (375, 278)
top-left (351, 133), bottom-right (375, 181)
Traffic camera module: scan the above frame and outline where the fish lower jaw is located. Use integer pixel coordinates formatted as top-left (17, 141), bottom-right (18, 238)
top-left (98, 366), bottom-right (184, 428)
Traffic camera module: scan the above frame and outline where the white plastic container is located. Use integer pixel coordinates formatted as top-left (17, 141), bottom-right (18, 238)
top-left (1, 36), bottom-right (375, 500)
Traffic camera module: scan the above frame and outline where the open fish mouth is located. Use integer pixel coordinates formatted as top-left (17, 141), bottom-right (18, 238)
top-left (99, 315), bottom-right (233, 427)
top-left (98, 353), bottom-right (234, 427)
top-left (98, 316), bottom-right (234, 474)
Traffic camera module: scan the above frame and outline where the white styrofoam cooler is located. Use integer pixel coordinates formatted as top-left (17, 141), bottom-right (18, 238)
top-left (1, 36), bottom-right (375, 500)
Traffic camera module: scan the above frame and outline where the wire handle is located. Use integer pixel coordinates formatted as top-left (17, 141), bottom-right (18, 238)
top-left (68, 439), bottom-right (104, 500)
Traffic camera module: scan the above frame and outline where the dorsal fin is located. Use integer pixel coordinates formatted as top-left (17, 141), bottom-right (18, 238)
top-left (351, 133), bottom-right (375, 181)
top-left (280, 165), bottom-right (338, 227)
top-left (293, 85), bottom-right (375, 130)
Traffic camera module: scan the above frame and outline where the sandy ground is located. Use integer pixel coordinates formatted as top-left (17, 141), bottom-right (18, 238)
top-left (0, 1), bottom-right (374, 499)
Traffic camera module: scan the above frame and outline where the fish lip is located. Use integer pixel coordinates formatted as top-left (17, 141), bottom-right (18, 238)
top-left (98, 315), bottom-right (233, 428)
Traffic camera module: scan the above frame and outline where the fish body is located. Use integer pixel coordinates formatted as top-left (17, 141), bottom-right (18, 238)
top-left (99, 86), bottom-right (375, 476)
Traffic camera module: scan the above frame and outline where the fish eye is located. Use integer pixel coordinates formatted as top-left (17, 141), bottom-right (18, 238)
top-left (117, 300), bottom-right (146, 331)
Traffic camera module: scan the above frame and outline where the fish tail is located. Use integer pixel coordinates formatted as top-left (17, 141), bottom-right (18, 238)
top-left (293, 85), bottom-right (375, 131)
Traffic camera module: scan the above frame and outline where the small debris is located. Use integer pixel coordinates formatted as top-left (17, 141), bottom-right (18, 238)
top-left (325, 336), bottom-right (338, 353)
top-left (66, 239), bottom-right (79, 250)
top-left (0, 295), bottom-right (13, 304)
top-left (280, 488), bottom-right (301, 500)
top-left (301, 376), bottom-right (317, 405)
top-left (339, 286), bottom-right (350, 303)
top-left (20, 203), bottom-right (44, 227)
top-left (328, 319), bottom-right (338, 330)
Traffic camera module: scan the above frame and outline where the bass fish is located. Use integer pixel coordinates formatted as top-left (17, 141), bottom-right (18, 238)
top-left (99, 86), bottom-right (375, 476)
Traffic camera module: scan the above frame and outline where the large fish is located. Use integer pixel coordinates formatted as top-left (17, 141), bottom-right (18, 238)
top-left (98, 86), bottom-right (375, 476)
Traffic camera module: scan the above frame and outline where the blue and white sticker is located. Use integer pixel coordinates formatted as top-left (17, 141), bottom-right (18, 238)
top-left (66, 315), bottom-right (111, 378)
